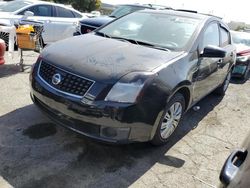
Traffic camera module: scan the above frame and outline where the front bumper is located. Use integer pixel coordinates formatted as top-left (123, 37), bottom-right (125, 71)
top-left (30, 72), bottom-right (156, 143)
top-left (73, 31), bottom-right (81, 36)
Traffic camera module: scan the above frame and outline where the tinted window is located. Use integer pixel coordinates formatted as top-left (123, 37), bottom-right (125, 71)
top-left (232, 31), bottom-right (250, 47)
top-left (220, 27), bottom-right (230, 47)
top-left (202, 23), bottom-right (219, 49)
top-left (110, 5), bottom-right (147, 18)
top-left (19, 5), bottom-right (52, 16)
top-left (72, 11), bottom-right (82, 18)
top-left (56, 6), bottom-right (75, 18)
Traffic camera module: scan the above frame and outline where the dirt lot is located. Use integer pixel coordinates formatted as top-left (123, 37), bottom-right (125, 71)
top-left (0, 52), bottom-right (250, 188)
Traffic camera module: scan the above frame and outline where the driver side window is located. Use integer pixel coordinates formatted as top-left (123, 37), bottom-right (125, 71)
top-left (18, 5), bottom-right (52, 17)
top-left (201, 22), bottom-right (220, 49)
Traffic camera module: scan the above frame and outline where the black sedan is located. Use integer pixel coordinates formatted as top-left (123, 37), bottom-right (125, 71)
top-left (231, 31), bottom-right (250, 79)
top-left (30, 10), bottom-right (236, 145)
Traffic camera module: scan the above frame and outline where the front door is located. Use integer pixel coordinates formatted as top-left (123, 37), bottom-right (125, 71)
top-left (192, 22), bottom-right (221, 102)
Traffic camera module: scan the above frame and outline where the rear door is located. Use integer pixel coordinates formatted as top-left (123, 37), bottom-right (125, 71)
top-left (51, 6), bottom-right (80, 42)
top-left (192, 21), bottom-right (221, 102)
top-left (217, 25), bottom-right (236, 84)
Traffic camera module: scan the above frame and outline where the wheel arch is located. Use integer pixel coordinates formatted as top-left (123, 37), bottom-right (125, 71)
top-left (167, 81), bottom-right (192, 112)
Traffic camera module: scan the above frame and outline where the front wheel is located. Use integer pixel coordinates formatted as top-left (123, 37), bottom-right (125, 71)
top-left (151, 93), bottom-right (185, 146)
top-left (215, 71), bottom-right (231, 96)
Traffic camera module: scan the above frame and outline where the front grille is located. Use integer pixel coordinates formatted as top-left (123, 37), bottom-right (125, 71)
top-left (38, 60), bottom-right (94, 98)
top-left (80, 24), bottom-right (97, 34)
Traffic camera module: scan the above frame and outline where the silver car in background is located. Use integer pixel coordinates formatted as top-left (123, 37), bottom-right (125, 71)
top-left (0, 0), bottom-right (87, 48)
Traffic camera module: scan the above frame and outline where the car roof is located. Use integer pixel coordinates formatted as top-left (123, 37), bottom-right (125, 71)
top-left (15, 0), bottom-right (80, 12)
top-left (116, 4), bottom-right (171, 10)
top-left (139, 9), bottom-right (221, 21)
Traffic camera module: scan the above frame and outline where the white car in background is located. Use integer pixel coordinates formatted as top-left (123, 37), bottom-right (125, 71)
top-left (0, 0), bottom-right (87, 48)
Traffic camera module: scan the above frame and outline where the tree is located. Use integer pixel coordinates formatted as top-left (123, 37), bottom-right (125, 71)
top-left (46, 0), bottom-right (102, 12)
top-left (44, 0), bottom-right (101, 12)
top-left (71, 0), bottom-right (101, 12)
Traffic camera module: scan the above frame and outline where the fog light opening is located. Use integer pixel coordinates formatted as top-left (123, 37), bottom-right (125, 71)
top-left (100, 126), bottom-right (130, 140)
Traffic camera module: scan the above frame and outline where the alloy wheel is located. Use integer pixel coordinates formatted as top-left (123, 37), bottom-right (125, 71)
top-left (160, 102), bottom-right (182, 139)
top-left (0, 32), bottom-right (9, 49)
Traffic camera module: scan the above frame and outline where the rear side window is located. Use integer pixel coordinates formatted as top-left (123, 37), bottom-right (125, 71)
top-left (201, 22), bottom-right (220, 49)
top-left (220, 27), bottom-right (230, 47)
top-left (19, 5), bottom-right (53, 17)
top-left (55, 6), bottom-right (75, 18)
top-left (72, 11), bottom-right (82, 18)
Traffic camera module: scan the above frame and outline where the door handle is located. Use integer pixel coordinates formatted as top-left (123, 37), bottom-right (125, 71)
top-left (218, 59), bottom-right (223, 63)
top-left (220, 149), bottom-right (248, 186)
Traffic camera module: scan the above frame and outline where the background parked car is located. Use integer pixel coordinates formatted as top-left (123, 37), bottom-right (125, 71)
top-left (74, 4), bottom-right (171, 35)
top-left (0, 0), bottom-right (87, 49)
top-left (220, 131), bottom-right (250, 188)
top-left (30, 10), bottom-right (236, 145)
top-left (231, 30), bottom-right (250, 79)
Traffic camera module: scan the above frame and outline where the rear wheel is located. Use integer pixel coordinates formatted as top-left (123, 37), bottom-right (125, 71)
top-left (215, 71), bottom-right (231, 96)
top-left (151, 93), bottom-right (185, 146)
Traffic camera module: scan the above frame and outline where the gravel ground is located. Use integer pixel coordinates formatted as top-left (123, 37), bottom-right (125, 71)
top-left (0, 51), bottom-right (250, 188)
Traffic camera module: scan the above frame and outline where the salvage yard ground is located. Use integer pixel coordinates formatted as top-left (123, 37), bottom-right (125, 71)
top-left (0, 52), bottom-right (250, 188)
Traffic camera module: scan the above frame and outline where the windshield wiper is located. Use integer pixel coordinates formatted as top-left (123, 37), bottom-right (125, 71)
top-left (135, 40), bottom-right (171, 51)
top-left (109, 36), bottom-right (136, 44)
top-left (95, 33), bottom-right (171, 51)
top-left (95, 31), bottom-right (112, 38)
top-left (113, 37), bottom-right (171, 51)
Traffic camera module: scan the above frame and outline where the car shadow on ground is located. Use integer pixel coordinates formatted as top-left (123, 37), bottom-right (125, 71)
top-left (0, 93), bottom-right (224, 188)
top-left (0, 64), bottom-right (32, 78)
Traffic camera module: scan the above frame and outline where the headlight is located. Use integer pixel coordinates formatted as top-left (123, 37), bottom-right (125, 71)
top-left (105, 72), bottom-right (153, 103)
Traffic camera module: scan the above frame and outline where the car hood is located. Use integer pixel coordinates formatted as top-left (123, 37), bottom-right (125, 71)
top-left (0, 18), bottom-right (11, 26)
top-left (235, 44), bottom-right (250, 54)
top-left (0, 13), bottom-right (20, 26)
top-left (41, 34), bottom-right (185, 83)
top-left (79, 16), bottom-right (114, 28)
top-left (0, 12), bottom-right (14, 18)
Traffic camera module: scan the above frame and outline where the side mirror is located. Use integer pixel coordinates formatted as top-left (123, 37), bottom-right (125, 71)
top-left (24, 11), bottom-right (34, 17)
top-left (201, 45), bottom-right (226, 58)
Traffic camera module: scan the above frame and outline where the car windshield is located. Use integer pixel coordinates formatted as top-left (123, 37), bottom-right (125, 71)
top-left (232, 31), bottom-right (250, 47)
top-left (98, 12), bottom-right (201, 50)
top-left (0, 0), bottom-right (31, 12)
top-left (110, 5), bottom-right (147, 18)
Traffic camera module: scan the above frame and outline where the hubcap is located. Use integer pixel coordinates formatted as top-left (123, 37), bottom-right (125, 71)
top-left (223, 72), bottom-right (231, 92)
top-left (0, 32), bottom-right (9, 48)
top-left (160, 102), bottom-right (182, 139)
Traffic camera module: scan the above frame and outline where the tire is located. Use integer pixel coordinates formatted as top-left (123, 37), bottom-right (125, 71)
top-left (215, 71), bottom-right (231, 96)
top-left (151, 93), bottom-right (185, 146)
